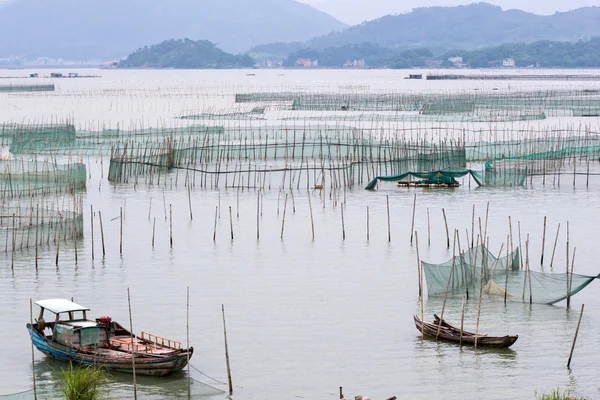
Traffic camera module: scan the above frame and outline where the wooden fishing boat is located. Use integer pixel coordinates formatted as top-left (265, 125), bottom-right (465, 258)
top-left (413, 314), bottom-right (518, 348)
top-left (27, 299), bottom-right (193, 376)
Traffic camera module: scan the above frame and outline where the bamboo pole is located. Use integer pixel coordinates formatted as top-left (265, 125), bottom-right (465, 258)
top-left (427, 207), bottom-right (431, 246)
top-left (222, 304), bottom-right (233, 395)
top-left (436, 230), bottom-right (457, 340)
top-left (119, 207), bottom-right (123, 255)
top-left (170, 204), bottom-right (173, 247)
top-left (476, 243), bottom-right (504, 346)
top-left (188, 187), bottom-right (193, 220)
top-left (457, 230), bottom-right (467, 299)
top-left (566, 221), bottom-right (570, 308)
top-left (280, 194), bottom-right (288, 239)
top-left (386, 195), bottom-right (391, 242)
top-left (308, 192), bottom-right (315, 240)
top-left (410, 193), bottom-right (416, 244)
top-left (90, 205), bottom-right (94, 261)
top-left (127, 288), bottom-right (137, 400)
top-left (229, 206), bottom-right (234, 240)
top-left (567, 304), bottom-right (585, 368)
top-left (186, 286), bottom-right (191, 400)
top-left (459, 296), bottom-right (465, 346)
top-left (366, 206), bottom-right (370, 241)
top-left (415, 231), bottom-right (421, 298)
top-left (540, 216), bottom-right (547, 265)
top-left (152, 217), bottom-right (156, 248)
top-left (341, 204), bottom-right (345, 240)
top-left (256, 191), bottom-right (260, 240)
top-left (29, 298), bottom-right (37, 400)
top-left (442, 208), bottom-right (450, 249)
top-left (550, 223), bottom-right (561, 269)
top-left (99, 211), bottom-right (105, 257)
top-left (55, 217), bottom-right (61, 267)
top-left (471, 205), bottom-right (475, 248)
top-left (35, 209), bottom-right (38, 269)
top-left (504, 235), bottom-right (510, 305)
top-left (213, 206), bottom-right (218, 242)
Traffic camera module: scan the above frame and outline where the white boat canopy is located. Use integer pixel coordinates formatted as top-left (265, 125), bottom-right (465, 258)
top-left (35, 299), bottom-right (90, 314)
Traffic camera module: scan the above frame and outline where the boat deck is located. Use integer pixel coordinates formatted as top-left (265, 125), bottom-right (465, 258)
top-left (110, 336), bottom-right (177, 355)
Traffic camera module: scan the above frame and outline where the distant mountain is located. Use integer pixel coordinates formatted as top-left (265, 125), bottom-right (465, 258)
top-left (119, 39), bottom-right (255, 69)
top-left (278, 3), bottom-right (600, 54)
top-left (0, 0), bottom-right (346, 59)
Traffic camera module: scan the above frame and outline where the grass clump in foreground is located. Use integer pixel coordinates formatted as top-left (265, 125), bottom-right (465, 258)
top-left (535, 388), bottom-right (589, 400)
top-left (60, 362), bottom-right (107, 400)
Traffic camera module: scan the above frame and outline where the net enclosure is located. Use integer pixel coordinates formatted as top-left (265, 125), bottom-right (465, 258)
top-left (423, 245), bottom-right (599, 305)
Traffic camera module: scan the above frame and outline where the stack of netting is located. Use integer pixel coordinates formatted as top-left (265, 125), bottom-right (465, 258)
top-left (422, 245), bottom-right (599, 304)
top-left (0, 160), bottom-right (86, 197)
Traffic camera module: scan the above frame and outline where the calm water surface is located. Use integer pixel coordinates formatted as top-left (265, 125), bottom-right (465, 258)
top-left (0, 69), bottom-right (600, 399)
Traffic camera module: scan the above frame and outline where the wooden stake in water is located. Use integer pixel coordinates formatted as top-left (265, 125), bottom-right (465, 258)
top-left (471, 205), bottom-right (475, 248)
top-left (120, 207), bottom-right (123, 256)
top-left (366, 206), bottom-right (370, 241)
top-left (35, 209), bottom-right (39, 269)
top-left (386, 195), bottom-right (391, 242)
top-left (459, 296), bottom-right (465, 346)
top-left (222, 304), bottom-right (233, 395)
top-left (442, 208), bottom-right (450, 249)
top-left (213, 206), bottom-right (218, 242)
top-left (341, 205), bottom-right (345, 240)
top-left (152, 217), bottom-right (156, 248)
top-left (540, 216), bottom-right (547, 265)
top-left (186, 287), bottom-right (191, 400)
top-left (55, 217), bottom-right (61, 267)
top-left (170, 204), bottom-right (173, 248)
top-left (229, 206), bottom-right (234, 240)
top-left (567, 304), bottom-right (585, 368)
top-left (415, 231), bottom-right (421, 298)
top-left (148, 197), bottom-right (152, 220)
top-left (550, 223), bottom-right (561, 269)
top-left (127, 288), bottom-right (137, 400)
top-left (437, 230), bottom-right (457, 340)
top-left (410, 193), bottom-right (416, 244)
top-left (99, 211), bottom-right (105, 258)
top-left (90, 205), bottom-right (94, 261)
top-left (188, 187), bottom-right (193, 221)
top-left (256, 191), bottom-right (260, 240)
top-left (280, 194), bottom-right (288, 239)
top-left (427, 207), bottom-right (431, 246)
top-left (308, 192), bottom-right (315, 240)
top-left (29, 298), bottom-right (37, 400)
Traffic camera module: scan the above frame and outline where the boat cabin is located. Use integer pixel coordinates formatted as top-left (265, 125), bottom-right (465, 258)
top-left (35, 299), bottom-right (109, 349)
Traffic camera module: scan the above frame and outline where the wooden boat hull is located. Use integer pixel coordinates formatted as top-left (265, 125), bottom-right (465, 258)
top-left (27, 324), bottom-right (193, 376)
top-left (413, 315), bottom-right (518, 348)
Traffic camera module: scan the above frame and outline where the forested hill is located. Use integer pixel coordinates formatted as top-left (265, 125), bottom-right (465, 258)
top-left (0, 0), bottom-right (346, 59)
top-left (255, 3), bottom-right (600, 55)
top-left (280, 38), bottom-right (600, 68)
top-left (118, 39), bottom-right (255, 69)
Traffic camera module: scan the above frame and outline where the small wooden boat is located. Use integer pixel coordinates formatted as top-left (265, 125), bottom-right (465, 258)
top-left (27, 299), bottom-right (193, 376)
top-left (413, 314), bottom-right (518, 348)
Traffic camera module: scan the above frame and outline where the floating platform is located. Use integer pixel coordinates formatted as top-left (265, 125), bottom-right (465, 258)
top-left (426, 74), bottom-right (600, 81)
top-left (396, 181), bottom-right (459, 188)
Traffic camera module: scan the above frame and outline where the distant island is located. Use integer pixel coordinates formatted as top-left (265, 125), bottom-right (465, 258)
top-left (278, 37), bottom-right (600, 69)
top-left (117, 36), bottom-right (600, 70)
top-left (118, 39), bottom-right (255, 69)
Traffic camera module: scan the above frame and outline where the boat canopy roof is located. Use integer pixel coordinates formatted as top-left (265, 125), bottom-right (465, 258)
top-left (35, 299), bottom-right (90, 314)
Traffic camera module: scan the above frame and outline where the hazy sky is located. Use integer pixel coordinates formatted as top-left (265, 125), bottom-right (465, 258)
top-left (299, 0), bottom-right (600, 24)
